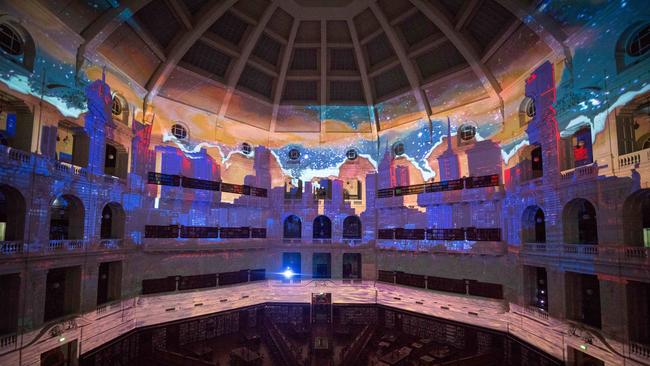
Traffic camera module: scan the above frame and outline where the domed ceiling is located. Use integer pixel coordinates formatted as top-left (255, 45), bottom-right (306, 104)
top-left (55, 0), bottom-right (559, 133)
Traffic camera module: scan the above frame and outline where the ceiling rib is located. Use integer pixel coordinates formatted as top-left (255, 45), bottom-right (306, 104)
top-left (494, 0), bottom-right (573, 67)
top-left (218, 1), bottom-right (279, 120)
top-left (348, 18), bottom-right (379, 139)
top-left (75, 0), bottom-right (153, 78)
top-left (125, 18), bottom-right (166, 60)
top-left (455, 0), bottom-right (481, 30)
top-left (369, 1), bottom-right (430, 115)
top-left (144, 0), bottom-right (239, 106)
top-left (167, 0), bottom-right (193, 30)
top-left (270, 17), bottom-right (300, 133)
top-left (410, 0), bottom-right (502, 102)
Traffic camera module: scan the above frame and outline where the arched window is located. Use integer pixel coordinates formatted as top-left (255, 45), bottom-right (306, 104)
top-left (241, 142), bottom-right (252, 155)
top-left (342, 216), bottom-right (361, 239)
top-left (393, 142), bottom-right (405, 157)
top-left (521, 205), bottom-right (545, 243)
top-left (0, 185), bottom-right (25, 241)
top-left (563, 198), bottom-right (598, 244)
top-left (49, 195), bottom-right (84, 240)
top-left (616, 22), bottom-right (650, 72)
top-left (458, 123), bottom-right (477, 141)
top-left (0, 20), bottom-right (35, 71)
top-left (519, 97), bottom-right (536, 126)
top-left (283, 215), bottom-right (302, 239)
top-left (101, 202), bottom-right (125, 239)
top-left (313, 215), bottom-right (332, 239)
top-left (627, 24), bottom-right (650, 57)
top-left (623, 189), bottom-right (650, 247)
top-left (171, 123), bottom-right (188, 139)
top-left (110, 94), bottom-right (128, 124)
top-left (346, 148), bottom-right (358, 160)
top-left (0, 24), bottom-right (23, 55)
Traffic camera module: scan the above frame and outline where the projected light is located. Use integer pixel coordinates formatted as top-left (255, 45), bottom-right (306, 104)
top-left (282, 267), bottom-right (295, 279)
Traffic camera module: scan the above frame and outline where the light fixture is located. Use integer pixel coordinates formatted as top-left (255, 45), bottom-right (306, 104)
top-left (59, 337), bottom-right (66, 342)
top-left (282, 267), bottom-right (295, 279)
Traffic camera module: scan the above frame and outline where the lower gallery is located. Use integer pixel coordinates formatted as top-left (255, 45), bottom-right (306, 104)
top-left (0, 0), bottom-right (649, 365)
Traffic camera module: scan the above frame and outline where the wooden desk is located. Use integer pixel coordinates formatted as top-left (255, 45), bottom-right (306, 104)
top-left (230, 347), bottom-right (261, 365)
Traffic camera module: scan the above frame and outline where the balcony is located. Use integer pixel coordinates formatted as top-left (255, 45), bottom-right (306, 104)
top-left (99, 239), bottom-right (123, 249)
top-left (377, 240), bottom-right (507, 256)
top-left (618, 148), bottom-right (650, 169)
top-left (53, 160), bottom-right (88, 178)
top-left (0, 241), bottom-right (24, 255)
top-left (47, 240), bottom-right (87, 252)
top-left (560, 163), bottom-right (598, 183)
top-left (0, 144), bottom-right (32, 166)
top-left (521, 243), bottom-right (650, 278)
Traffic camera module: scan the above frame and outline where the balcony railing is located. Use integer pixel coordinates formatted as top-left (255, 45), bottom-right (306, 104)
top-left (522, 243), bottom-right (650, 261)
top-left (630, 341), bottom-right (650, 359)
top-left (377, 240), bottom-right (507, 255)
top-left (54, 160), bottom-right (87, 177)
top-left (0, 145), bottom-right (32, 165)
top-left (1, 241), bottom-right (24, 254)
top-left (47, 240), bottom-right (87, 252)
top-left (619, 148), bottom-right (650, 169)
top-left (0, 333), bottom-right (16, 351)
top-left (100, 238), bottom-right (123, 249)
top-left (560, 163), bottom-right (598, 182)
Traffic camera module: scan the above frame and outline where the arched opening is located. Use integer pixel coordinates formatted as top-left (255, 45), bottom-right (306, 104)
top-left (283, 215), bottom-right (302, 239)
top-left (0, 185), bottom-right (25, 241)
top-left (49, 195), bottom-right (84, 240)
top-left (623, 189), bottom-right (650, 247)
top-left (100, 203), bottom-right (125, 239)
top-left (522, 206), bottom-right (546, 243)
top-left (563, 199), bottom-right (598, 245)
top-left (313, 215), bottom-right (332, 239)
top-left (342, 215), bottom-right (362, 239)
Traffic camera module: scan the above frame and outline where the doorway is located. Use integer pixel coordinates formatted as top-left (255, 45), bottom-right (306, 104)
top-left (342, 253), bottom-right (362, 279)
top-left (312, 253), bottom-right (331, 279)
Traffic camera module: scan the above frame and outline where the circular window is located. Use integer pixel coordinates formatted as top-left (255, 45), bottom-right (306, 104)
top-left (0, 24), bottom-right (23, 56)
top-left (525, 98), bottom-right (536, 118)
top-left (288, 148), bottom-right (300, 160)
top-left (346, 149), bottom-right (358, 160)
top-left (458, 124), bottom-right (477, 141)
top-left (627, 24), bottom-right (650, 57)
top-left (171, 123), bottom-right (188, 139)
top-left (111, 96), bottom-right (122, 117)
top-left (393, 142), bottom-right (405, 157)
top-left (241, 142), bottom-right (252, 155)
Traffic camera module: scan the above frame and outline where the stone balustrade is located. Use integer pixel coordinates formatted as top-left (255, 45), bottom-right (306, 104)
top-left (0, 241), bottom-right (24, 255)
top-left (47, 240), bottom-right (87, 252)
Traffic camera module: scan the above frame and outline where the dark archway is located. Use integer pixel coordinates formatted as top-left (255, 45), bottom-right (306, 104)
top-left (531, 146), bottom-right (543, 178)
top-left (283, 215), bottom-right (302, 239)
top-left (342, 215), bottom-right (362, 239)
top-left (101, 202), bottom-right (125, 239)
top-left (563, 198), bottom-right (598, 244)
top-left (0, 185), bottom-right (25, 241)
top-left (522, 205), bottom-right (546, 243)
top-left (49, 195), bottom-right (84, 240)
top-left (623, 189), bottom-right (650, 246)
top-left (313, 215), bottom-right (332, 239)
